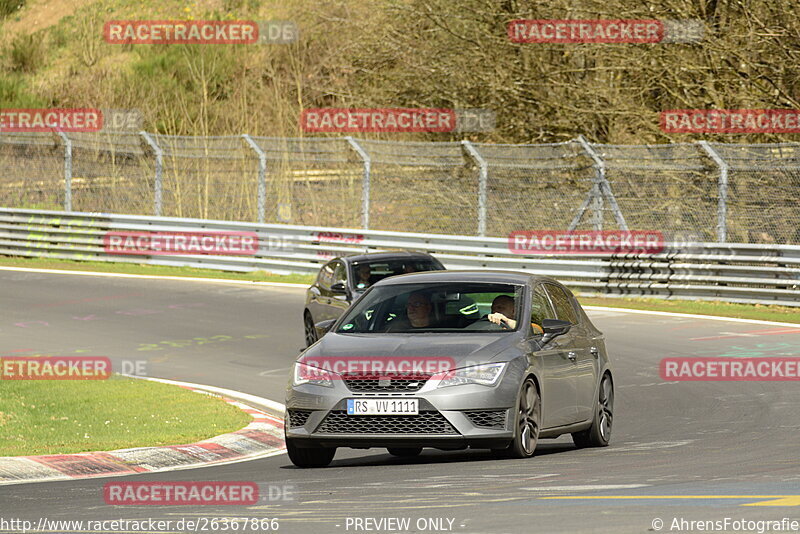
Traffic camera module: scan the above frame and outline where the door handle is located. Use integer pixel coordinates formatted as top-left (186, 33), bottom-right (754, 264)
top-left (590, 346), bottom-right (600, 358)
top-left (567, 351), bottom-right (577, 361)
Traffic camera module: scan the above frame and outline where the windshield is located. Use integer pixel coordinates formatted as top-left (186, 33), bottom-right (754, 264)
top-left (336, 282), bottom-right (524, 333)
top-left (350, 258), bottom-right (444, 290)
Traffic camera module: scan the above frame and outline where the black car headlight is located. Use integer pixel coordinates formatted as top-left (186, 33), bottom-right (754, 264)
top-left (292, 362), bottom-right (338, 388)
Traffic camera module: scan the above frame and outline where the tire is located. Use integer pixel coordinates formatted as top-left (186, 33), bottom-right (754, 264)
top-left (286, 437), bottom-right (336, 468)
top-left (572, 373), bottom-right (614, 448)
top-left (387, 447), bottom-right (422, 457)
top-left (304, 312), bottom-right (318, 347)
top-left (493, 377), bottom-right (540, 459)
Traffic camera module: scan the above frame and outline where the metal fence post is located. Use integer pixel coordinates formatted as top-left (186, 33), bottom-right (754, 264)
top-left (140, 131), bottom-right (163, 217)
top-left (56, 131), bottom-right (72, 212)
top-left (698, 141), bottom-right (729, 243)
top-left (461, 140), bottom-right (488, 236)
top-left (242, 134), bottom-right (267, 223)
top-left (346, 137), bottom-right (371, 229)
top-left (577, 135), bottom-right (628, 231)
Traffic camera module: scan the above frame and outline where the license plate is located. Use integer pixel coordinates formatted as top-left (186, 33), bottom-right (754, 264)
top-left (346, 398), bottom-right (419, 415)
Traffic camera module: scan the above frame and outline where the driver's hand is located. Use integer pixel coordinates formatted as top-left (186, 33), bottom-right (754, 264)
top-left (487, 312), bottom-right (508, 325)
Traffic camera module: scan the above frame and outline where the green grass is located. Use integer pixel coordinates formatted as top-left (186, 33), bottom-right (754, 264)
top-left (0, 375), bottom-right (252, 456)
top-left (1, 254), bottom-right (797, 324)
top-left (0, 255), bottom-right (315, 285)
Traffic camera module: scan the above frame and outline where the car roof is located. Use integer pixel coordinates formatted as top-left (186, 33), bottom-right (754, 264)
top-left (340, 251), bottom-right (439, 264)
top-left (370, 269), bottom-right (560, 286)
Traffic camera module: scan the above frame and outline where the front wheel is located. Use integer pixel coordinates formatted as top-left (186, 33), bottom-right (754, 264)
top-left (572, 373), bottom-right (614, 448)
top-left (286, 437), bottom-right (335, 468)
top-left (304, 313), bottom-right (318, 347)
top-left (493, 377), bottom-right (540, 459)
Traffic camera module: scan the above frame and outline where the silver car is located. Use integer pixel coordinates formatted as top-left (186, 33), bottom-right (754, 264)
top-left (284, 270), bottom-right (614, 468)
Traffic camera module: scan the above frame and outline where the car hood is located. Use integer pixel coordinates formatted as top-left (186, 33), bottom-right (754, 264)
top-left (299, 332), bottom-right (520, 370)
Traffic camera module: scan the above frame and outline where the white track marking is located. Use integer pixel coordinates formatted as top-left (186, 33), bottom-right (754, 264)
top-left (0, 265), bottom-right (307, 288)
top-left (583, 305), bottom-right (800, 329)
top-left (127, 374), bottom-right (286, 414)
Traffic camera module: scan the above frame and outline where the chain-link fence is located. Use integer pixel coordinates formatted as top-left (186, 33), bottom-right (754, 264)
top-left (1, 132), bottom-right (799, 243)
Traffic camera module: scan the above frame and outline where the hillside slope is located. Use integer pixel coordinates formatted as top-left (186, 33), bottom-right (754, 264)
top-left (1, 0), bottom-right (798, 143)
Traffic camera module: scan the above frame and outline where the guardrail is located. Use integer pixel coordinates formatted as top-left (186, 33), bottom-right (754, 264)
top-left (1, 208), bottom-right (799, 307)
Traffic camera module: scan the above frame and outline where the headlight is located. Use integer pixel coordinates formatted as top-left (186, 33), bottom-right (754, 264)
top-left (293, 362), bottom-right (336, 388)
top-left (437, 363), bottom-right (506, 388)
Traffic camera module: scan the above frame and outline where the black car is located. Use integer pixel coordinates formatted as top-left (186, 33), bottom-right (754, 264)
top-left (303, 251), bottom-right (445, 346)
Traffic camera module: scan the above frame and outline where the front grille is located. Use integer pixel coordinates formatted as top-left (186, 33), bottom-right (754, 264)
top-left (464, 410), bottom-right (507, 429)
top-left (315, 411), bottom-right (459, 435)
top-left (287, 409), bottom-right (313, 428)
top-left (343, 374), bottom-right (430, 393)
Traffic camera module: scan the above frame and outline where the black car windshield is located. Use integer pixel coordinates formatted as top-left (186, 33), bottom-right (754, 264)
top-left (336, 282), bottom-right (524, 333)
top-left (350, 259), bottom-right (444, 291)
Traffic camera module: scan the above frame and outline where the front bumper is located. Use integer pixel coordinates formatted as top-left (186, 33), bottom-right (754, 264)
top-left (284, 373), bottom-right (519, 450)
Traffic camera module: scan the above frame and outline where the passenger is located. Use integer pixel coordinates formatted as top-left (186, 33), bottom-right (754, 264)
top-left (487, 295), bottom-right (545, 333)
top-left (406, 291), bottom-right (434, 327)
top-left (487, 295), bottom-right (517, 329)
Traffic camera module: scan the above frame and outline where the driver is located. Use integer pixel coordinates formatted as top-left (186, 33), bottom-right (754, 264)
top-left (355, 263), bottom-right (372, 289)
top-left (387, 291), bottom-right (437, 331)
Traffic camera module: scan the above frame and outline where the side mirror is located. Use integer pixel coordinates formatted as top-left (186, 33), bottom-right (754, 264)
top-left (315, 319), bottom-right (336, 336)
top-left (330, 282), bottom-right (347, 294)
top-left (540, 319), bottom-right (571, 345)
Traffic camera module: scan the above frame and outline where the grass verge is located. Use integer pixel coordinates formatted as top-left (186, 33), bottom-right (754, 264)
top-left (0, 255), bottom-right (315, 285)
top-left (0, 375), bottom-right (252, 456)
top-left (1, 255), bottom-right (797, 325)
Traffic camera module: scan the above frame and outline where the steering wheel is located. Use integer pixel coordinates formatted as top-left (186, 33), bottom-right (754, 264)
top-left (466, 316), bottom-right (510, 331)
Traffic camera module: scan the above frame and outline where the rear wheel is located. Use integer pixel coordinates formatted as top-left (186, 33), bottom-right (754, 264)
top-left (286, 437), bottom-right (335, 468)
top-left (572, 373), bottom-right (614, 448)
top-left (493, 377), bottom-right (540, 459)
top-left (387, 447), bottom-right (422, 457)
top-left (304, 312), bottom-right (318, 347)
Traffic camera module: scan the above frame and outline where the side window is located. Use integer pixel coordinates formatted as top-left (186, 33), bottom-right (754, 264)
top-left (332, 262), bottom-right (347, 285)
top-left (318, 261), bottom-right (335, 290)
top-left (544, 284), bottom-right (578, 324)
top-left (531, 285), bottom-right (556, 325)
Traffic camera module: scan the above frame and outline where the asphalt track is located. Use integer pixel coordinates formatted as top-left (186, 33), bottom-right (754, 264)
top-left (1, 269), bottom-right (799, 534)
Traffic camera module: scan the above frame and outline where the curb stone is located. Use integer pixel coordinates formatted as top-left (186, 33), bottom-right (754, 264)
top-left (0, 385), bottom-right (285, 486)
